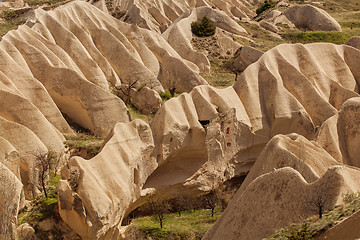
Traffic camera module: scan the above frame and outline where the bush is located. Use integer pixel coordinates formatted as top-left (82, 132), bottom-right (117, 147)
top-left (256, 0), bottom-right (276, 16)
top-left (191, 16), bottom-right (216, 37)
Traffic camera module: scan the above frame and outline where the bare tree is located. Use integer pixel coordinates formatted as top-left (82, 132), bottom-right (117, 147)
top-left (33, 151), bottom-right (58, 198)
top-left (115, 80), bottom-right (139, 104)
top-left (204, 189), bottom-right (219, 217)
top-left (144, 194), bottom-right (170, 228)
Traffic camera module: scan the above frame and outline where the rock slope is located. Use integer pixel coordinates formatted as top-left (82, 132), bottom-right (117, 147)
top-left (58, 120), bottom-right (157, 240)
top-left (147, 43), bottom-right (360, 196)
top-left (109, 0), bottom-right (257, 33)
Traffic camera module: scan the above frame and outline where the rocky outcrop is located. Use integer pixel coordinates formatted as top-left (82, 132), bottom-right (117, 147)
top-left (317, 97), bottom-right (360, 168)
top-left (163, 6), bottom-right (247, 73)
top-left (58, 120), bottom-right (157, 239)
top-left (147, 42), bottom-right (360, 197)
top-left (109, 0), bottom-right (256, 33)
top-left (0, 162), bottom-right (23, 240)
top-left (346, 36), bottom-right (360, 50)
top-left (283, 5), bottom-right (342, 32)
top-left (203, 166), bottom-right (360, 240)
top-left (231, 45), bottom-right (264, 72)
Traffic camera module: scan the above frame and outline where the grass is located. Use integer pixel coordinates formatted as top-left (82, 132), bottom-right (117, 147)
top-left (267, 193), bottom-right (360, 239)
top-left (64, 132), bottom-right (104, 158)
top-left (129, 208), bottom-right (223, 240)
top-left (0, 9), bottom-right (25, 38)
top-left (127, 103), bottom-right (154, 124)
top-left (18, 174), bottom-right (60, 226)
top-left (281, 31), bottom-right (353, 44)
top-left (200, 59), bottom-right (237, 88)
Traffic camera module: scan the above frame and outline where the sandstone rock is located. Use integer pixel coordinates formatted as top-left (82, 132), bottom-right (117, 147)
top-left (130, 87), bottom-right (162, 114)
top-left (17, 223), bottom-right (35, 240)
top-left (346, 36), bottom-right (360, 50)
top-left (147, 43), bottom-right (360, 197)
top-left (317, 97), bottom-right (360, 168)
top-left (163, 6), bottom-right (248, 73)
top-left (58, 120), bottom-right (157, 239)
top-left (109, 0), bottom-right (256, 33)
top-left (203, 166), bottom-right (360, 240)
top-left (260, 20), bottom-right (278, 33)
top-left (0, 163), bottom-right (23, 240)
top-left (283, 5), bottom-right (342, 32)
top-left (231, 45), bottom-right (264, 72)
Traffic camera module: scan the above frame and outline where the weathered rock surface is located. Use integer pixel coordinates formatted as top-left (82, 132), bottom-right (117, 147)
top-left (346, 36), bottom-right (360, 50)
top-left (231, 45), bottom-right (264, 72)
top-left (58, 120), bottom-right (157, 239)
top-left (283, 5), bottom-right (342, 32)
top-left (203, 166), bottom-right (360, 240)
top-left (148, 42), bottom-right (360, 195)
top-left (0, 163), bottom-right (23, 240)
top-left (130, 87), bottom-right (162, 114)
top-left (317, 97), bottom-right (360, 168)
top-left (163, 6), bottom-right (247, 73)
top-left (17, 223), bottom-right (35, 240)
top-left (109, 0), bottom-right (256, 33)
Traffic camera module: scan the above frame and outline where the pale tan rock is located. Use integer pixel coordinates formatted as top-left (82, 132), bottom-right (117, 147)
top-left (17, 223), bottom-right (35, 240)
top-left (148, 43), bottom-right (360, 197)
top-left (231, 45), bottom-right (264, 72)
top-left (58, 120), bottom-right (157, 239)
top-left (110, 0), bottom-right (256, 33)
top-left (163, 6), bottom-right (248, 73)
top-left (260, 20), bottom-right (278, 33)
top-left (130, 87), bottom-right (162, 114)
top-left (0, 163), bottom-right (23, 240)
top-left (283, 4), bottom-right (342, 32)
top-left (203, 166), bottom-right (360, 240)
top-left (346, 36), bottom-right (360, 50)
top-left (317, 97), bottom-right (360, 168)
top-left (0, 137), bottom-right (20, 180)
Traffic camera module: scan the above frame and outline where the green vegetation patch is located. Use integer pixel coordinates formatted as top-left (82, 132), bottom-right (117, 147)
top-left (281, 31), bottom-right (353, 44)
top-left (256, 0), bottom-right (276, 16)
top-left (129, 208), bottom-right (222, 240)
top-left (191, 16), bottom-right (216, 37)
top-left (18, 174), bottom-right (60, 226)
top-left (0, 9), bottom-right (25, 38)
top-left (267, 193), bottom-right (360, 239)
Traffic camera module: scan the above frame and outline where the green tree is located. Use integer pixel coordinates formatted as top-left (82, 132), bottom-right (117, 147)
top-left (191, 16), bottom-right (216, 37)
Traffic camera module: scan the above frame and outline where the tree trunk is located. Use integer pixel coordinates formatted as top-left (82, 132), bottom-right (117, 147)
top-left (211, 208), bottom-right (214, 217)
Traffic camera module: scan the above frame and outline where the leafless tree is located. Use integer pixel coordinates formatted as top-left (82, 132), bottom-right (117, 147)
top-left (115, 80), bottom-right (139, 104)
top-left (144, 194), bottom-right (170, 228)
top-left (33, 151), bottom-right (58, 198)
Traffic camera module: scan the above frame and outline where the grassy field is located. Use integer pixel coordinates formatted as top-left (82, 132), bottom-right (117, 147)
top-left (128, 208), bottom-right (223, 240)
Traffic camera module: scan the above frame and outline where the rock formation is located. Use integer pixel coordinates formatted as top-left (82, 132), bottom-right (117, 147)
top-left (203, 165), bottom-right (360, 240)
top-left (147, 43), bottom-right (360, 197)
top-left (58, 120), bottom-right (157, 239)
top-left (0, 162), bottom-right (23, 240)
top-left (108, 0), bottom-right (256, 33)
top-left (163, 6), bottom-right (247, 73)
top-left (283, 5), bottom-right (342, 32)
top-left (346, 36), bottom-right (360, 50)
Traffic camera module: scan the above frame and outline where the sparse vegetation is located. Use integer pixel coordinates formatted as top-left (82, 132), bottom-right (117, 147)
top-left (281, 31), bottom-right (352, 44)
top-left (18, 174), bottom-right (60, 226)
top-left (0, 8), bottom-right (25, 38)
top-left (65, 133), bottom-right (104, 159)
top-left (256, 0), bottom-right (276, 16)
top-left (191, 16), bottom-right (216, 37)
top-left (267, 192), bottom-right (360, 239)
top-left (128, 207), bottom-right (222, 240)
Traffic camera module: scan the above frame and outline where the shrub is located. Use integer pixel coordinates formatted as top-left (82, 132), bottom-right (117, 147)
top-left (191, 16), bottom-right (216, 37)
top-left (256, 0), bottom-right (276, 16)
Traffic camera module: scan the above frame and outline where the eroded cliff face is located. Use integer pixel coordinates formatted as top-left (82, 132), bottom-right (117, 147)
top-left (58, 120), bottom-right (157, 240)
top-left (0, 0), bottom-right (359, 239)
